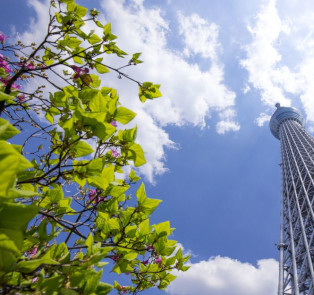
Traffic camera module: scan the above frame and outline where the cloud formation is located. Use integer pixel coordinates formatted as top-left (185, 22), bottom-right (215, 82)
top-left (97, 0), bottom-right (238, 180)
top-left (167, 256), bottom-right (278, 295)
top-left (241, 0), bottom-right (294, 107)
top-left (16, 0), bottom-right (239, 182)
top-left (242, 0), bottom-right (314, 128)
top-left (216, 108), bottom-right (240, 134)
top-left (255, 113), bottom-right (271, 127)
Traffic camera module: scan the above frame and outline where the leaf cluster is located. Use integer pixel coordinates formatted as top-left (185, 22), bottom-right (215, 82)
top-left (0, 0), bottom-right (189, 294)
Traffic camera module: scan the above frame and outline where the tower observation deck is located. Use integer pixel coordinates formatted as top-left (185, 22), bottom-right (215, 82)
top-left (270, 103), bottom-right (314, 295)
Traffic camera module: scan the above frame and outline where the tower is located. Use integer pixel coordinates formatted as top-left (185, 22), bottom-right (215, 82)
top-left (270, 103), bottom-right (314, 295)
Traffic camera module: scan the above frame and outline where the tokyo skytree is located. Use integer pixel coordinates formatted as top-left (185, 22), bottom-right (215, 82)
top-left (270, 103), bottom-right (314, 295)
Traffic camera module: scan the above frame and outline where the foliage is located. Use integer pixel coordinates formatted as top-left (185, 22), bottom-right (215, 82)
top-left (0, 0), bottom-right (189, 294)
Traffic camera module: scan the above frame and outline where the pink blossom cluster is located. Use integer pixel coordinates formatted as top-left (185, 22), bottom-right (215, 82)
top-left (0, 32), bottom-right (9, 44)
top-left (146, 245), bottom-right (154, 251)
top-left (0, 59), bottom-right (22, 91)
top-left (119, 286), bottom-right (128, 294)
top-left (19, 61), bottom-right (35, 70)
top-left (1, 77), bottom-right (21, 90)
top-left (0, 34), bottom-right (23, 91)
top-left (110, 120), bottom-right (118, 127)
top-left (28, 246), bottom-right (38, 257)
top-left (88, 189), bottom-right (105, 205)
top-left (72, 65), bottom-right (89, 79)
top-left (155, 256), bottom-right (162, 267)
top-left (111, 148), bottom-right (119, 157)
top-left (17, 94), bottom-right (25, 102)
top-left (0, 54), bottom-right (11, 73)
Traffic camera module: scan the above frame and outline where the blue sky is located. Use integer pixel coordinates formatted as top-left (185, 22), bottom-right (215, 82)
top-left (2, 0), bottom-right (314, 294)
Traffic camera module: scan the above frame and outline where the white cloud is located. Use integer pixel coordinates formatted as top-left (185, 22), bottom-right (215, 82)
top-left (178, 12), bottom-right (220, 60)
top-left (167, 256), bottom-right (278, 295)
top-left (17, 0), bottom-right (238, 182)
top-left (242, 0), bottom-right (314, 125)
top-left (243, 84), bottom-right (251, 94)
top-left (97, 0), bottom-right (238, 179)
top-left (216, 108), bottom-right (240, 134)
top-left (255, 113), bottom-right (271, 126)
top-left (241, 0), bottom-right (294, 107)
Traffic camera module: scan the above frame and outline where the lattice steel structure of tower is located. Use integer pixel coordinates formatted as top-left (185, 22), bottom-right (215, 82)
top-left (270, 103), bottom-right (314, 295)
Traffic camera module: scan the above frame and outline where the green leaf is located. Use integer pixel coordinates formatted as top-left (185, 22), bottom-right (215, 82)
top-left (45, 112), bottom-right (54, 124)
top-left (139, 219), bottom-right (149, 235)
top-left (114, 107), bottom-right (136, 124)
top-left (141, 197), bottom-right (162, 215)
top-left (89, 91), bottom-right (108, 112)
top-left (0, 91), bottom-right (14, 102)
top-left (95, 282), bottom-right (113, 295)
top-left (7, 188), bottom-right (40, 199)
top-left (123, 252), bottom-right (137, 261)
top-left (0, 141), bottom-right (33, 172)
top-left (154, 221), bottom-right (171, 237)
top-left (83, 270), bottom-right (102, 294)
top-left (73, 141), bottom-right (94, 158)
top-left (128, 143), bottom-right (146, 167)
top-left (139, 82), bottom-right (162, 102)
top-left (129, 169), bottom-right (141, 182)
top-left (74, 109), bottom-right (115, 140)
top-left (88, 34), bottom-right (102, 45)
top-left (87, 176), bottom-right (109, 190)
top-left (66, 2), bottom-right (76, 11)
top-left (130, 52), bottom-right (143, 64)
top-left (122, 126), bottom-right (137, 143)
top-left (101, 166), bottom-right (115, 183)
top-left (0, 141), bottom-right (32, 196)
top-left (45, 107), bottom-right (60, 124)
top-left (136, 183), bottom-right (146, 204)
top-left (75, 4), bottom-right (88, 17)
top-left (95, 58), bottom-right (110, 74)
top-left (85, 233), bottom-right (93, 256)
top-left (103, 23), bottom-right (111, 37)
top-left (0, 228), bottom-right (24, 271)
top-left (0, 233), bottom-right (21, 255)
top-left (47, 186), bottom-right (63, 204)
top-left (73, 55), bottom-right (84, 64)
top-left (0, 118), bottom-right (19, 140)
top-left (16, 257), bottom-right (59, 273)
top-left (0, 202), bottom-right (38, 231)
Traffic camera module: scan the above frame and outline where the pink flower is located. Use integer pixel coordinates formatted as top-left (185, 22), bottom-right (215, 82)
top-left (110, 121), bottom-right (117, 127)
top-left (72, 65), bottom-right (81, 73)
top-left (1, 77), bottom-right (21, 90)
top-left (0, 54), bottom-right (11, 73)
top-left (11, 81), bottom-right (21, 90)
top-left (155, 256), bottom-right (162, 267)
top-left (26, 63), bottom-right (34, 70)
top-left (88, 189), bottom-right (97, 199)
top-left (0, 32), bottom-right (9, 44)
top-left (142, 259), bottom-right (149, 265)
top-left (17, 94), bottom-right (25, 102)
top-left (120, 286), bottom-right (128, 294)
top-left (111, 149), bottom-right (119, 158)
top-left (146, 245), bottom-right (154, 251)
top-left (71, 66), bottom-right (89, 79)
top-left (88, 189), bottom-right (106, 205)
top-left (28, 247), bottom-right (37, 257)
top-left (31, 277), bottom-right (38, 283)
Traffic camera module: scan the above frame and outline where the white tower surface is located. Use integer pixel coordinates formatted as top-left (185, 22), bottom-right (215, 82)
top-left (270, 103), bottom-right (314, 295)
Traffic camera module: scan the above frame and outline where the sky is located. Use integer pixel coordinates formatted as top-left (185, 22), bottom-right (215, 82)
top-left (2, 0), bottom-right (314, 294)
